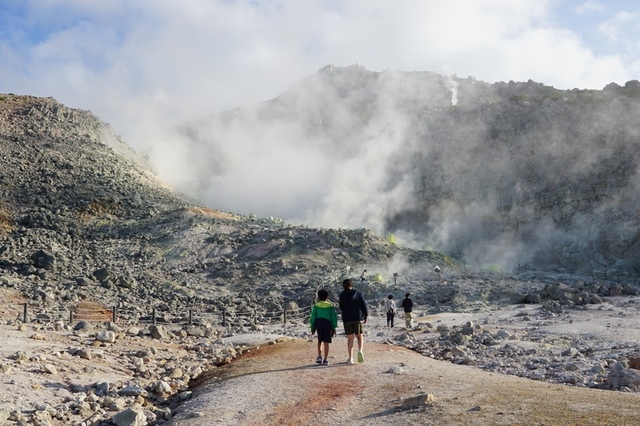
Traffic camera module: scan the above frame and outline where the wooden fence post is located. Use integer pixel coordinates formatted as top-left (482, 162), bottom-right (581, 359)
top-left (189, 309), bottom-right (193, 326)
top-left (112, 306), bottom-right (117, 323)
top-left (152, 308), bottom-right (156, 325)
top-left (283, 309), bottom-right (287, 325)
top-left (69, 310), bottom-right (73, 324)
top-left (222, 309), bottom-right (227, 327)
top-left (23, 303), bottom-right (28, 323)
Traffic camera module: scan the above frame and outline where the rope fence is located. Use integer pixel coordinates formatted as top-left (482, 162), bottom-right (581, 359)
top-left (16, 300), bottom-right (317, 328)
top-left (12, 267), bottom-right (387, 329)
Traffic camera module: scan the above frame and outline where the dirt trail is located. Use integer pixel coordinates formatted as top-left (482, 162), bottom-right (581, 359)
top-left (168, 338), bottom-right (640, 426)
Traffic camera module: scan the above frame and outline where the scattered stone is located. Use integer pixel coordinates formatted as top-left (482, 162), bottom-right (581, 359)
top-left (15, 351), bottom-right (29, 363)
top-left (73, 321), bottom-right (93, 333)
top-left (119, 386), bottom-right (148, 397)
top-left (608, 362), bottom-right (640, 389)
top-left (96, 330), bottom-right (117, 343)
top-left (401, 393), bottom-right (434, 409)
top-left (155, 381), bottom-right (172, 395)
top-left (385, 366), bottom-right (405, 375)
top-left (0, 363), bottom-right (12, 375)
top-left (112, 405), bottom-right (147, 426)
top-left (43, 364), bottom-right (57, 375)
top-left (149, 325), bottom-right (167, 340)
top-left (75, 348), bottom-right (93, 360)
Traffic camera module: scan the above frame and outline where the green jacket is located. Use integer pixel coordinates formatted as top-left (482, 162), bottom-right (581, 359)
top-left (309, 300), bottom-right (338, 331)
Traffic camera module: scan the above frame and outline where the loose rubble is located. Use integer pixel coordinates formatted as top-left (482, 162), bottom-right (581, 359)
top-left (4, 277), bottom-right (640, 425)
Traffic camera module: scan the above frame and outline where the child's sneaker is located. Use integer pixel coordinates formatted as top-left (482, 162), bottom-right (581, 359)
top-left (315, 356), bottom-right (323, 364)
top-left (322, 359), bottom-right (329, 366)
top-left (357, 351), bottom-right (364, 363)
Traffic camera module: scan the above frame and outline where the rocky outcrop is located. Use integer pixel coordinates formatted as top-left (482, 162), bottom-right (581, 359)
top-left (183, 67), bottom-right (640, 276)
top-left (0, 94), bottom-right (445, 322)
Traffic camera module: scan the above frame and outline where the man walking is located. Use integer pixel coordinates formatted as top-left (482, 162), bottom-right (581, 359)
top-left (339, 279), bottom-right (368, 364)
top-left (402, 292), bottom-right (414, 329)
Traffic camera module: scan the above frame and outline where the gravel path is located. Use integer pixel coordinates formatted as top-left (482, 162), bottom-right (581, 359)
top-left (167, 336), bottom-right (640, 426)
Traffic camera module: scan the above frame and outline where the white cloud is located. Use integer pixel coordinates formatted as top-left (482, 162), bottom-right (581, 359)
top-left (1, 1), bottom-right (636, 145)
top-left (576, 1), bottom-right (604, 14)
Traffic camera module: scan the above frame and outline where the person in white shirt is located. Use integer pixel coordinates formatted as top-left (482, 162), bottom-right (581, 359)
top-left (384, 295), bottom-right (396, 327)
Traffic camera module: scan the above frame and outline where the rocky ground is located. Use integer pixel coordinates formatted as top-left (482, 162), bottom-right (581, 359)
top-left (3, 273), bottom-right (640, 425)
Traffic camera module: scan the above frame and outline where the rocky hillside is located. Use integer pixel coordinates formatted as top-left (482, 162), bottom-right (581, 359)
top-left (0, 94), bottom-right (448, 319)
top-left (181, 65), bottom-right (640, 278)
top-left (6, 93), bottom-right (640, 426)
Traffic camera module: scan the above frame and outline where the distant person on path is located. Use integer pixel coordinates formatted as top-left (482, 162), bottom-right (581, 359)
top-left (402, 293), bottom-right (414, 329)
top-left (384, 295), bottom-right (396, 327)
top-left (339, 279), bottom-right (368, 364)
top-left (360, 269), bottom-right (367, 282)
top-left (309, 289), bottom-right (338, 366)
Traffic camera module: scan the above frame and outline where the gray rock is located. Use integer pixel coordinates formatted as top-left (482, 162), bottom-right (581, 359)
top-left (73, 320), bottom-right (93, 332)
top-left (155, 380), bottom-right (172, 395)
top-left (92, 267), bottom-right (112, 283)
top-left (75, 276), bottom-right (95, 287)
top-left (149, 325), bottom-right (167, 340)
top-left (524, 293), bottom-right (541, 303)
top-left (607, 362), bottom-right (640, 389)
top-left (94, 381), bottom-right (110, 396)
top-left (0, 362), bottom-right (12, 375)
top-left (31, 249), bottom-right (55, 270)
top-left (495, 330), bottom-right (511, 340)
top-left (561, 347), bottom-right (579, 357)
top-left (119, 386), bottom-right (148, 397)
top-left (43, 364), bottom-right (57, 374)
top-left (96, 330), bottom-right (116, 343)
top-left (126, 326), bottom-right (142, 336)
top-left (112, 405), bottom-right (147, 426)
top-left (401, 392), bottom-right (434, 408)
top-left (75, 348), bottom-right (93, 360)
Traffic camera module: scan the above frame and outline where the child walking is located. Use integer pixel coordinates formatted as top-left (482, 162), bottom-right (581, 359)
top-left (310, 289), bottom-right (338, 365)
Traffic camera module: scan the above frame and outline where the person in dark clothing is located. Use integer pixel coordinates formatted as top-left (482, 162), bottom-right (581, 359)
top-left (339, 279), bottom-right (368, 364)
top-left (401, 292), bottom-right (414, 329)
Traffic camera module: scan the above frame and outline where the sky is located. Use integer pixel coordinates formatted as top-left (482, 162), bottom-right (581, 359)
top-left (1, 0), bottom-right (640, 238)
top-left (0, 1), bottom-right (639, 147)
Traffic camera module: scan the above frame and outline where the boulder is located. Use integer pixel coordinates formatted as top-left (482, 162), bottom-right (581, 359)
top-left (112, 405), bottom-right (147, 426)
top-left (96, 330), bottom-right (117, 343)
